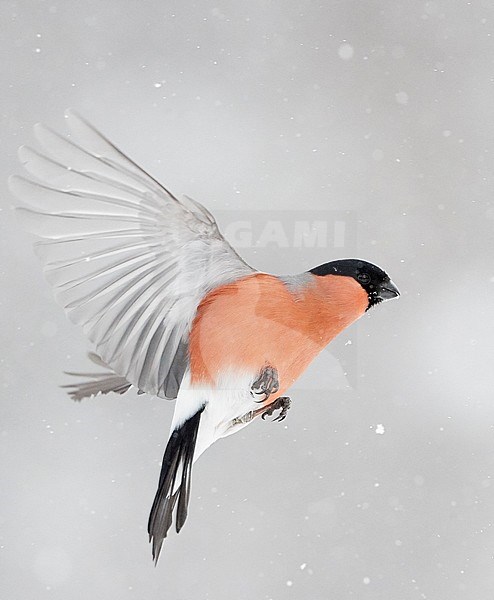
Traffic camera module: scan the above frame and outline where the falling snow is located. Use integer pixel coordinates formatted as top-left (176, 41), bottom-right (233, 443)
top-left (337, 43), bottom-right (354, 60)
top-left (395, 91), bottom-right (409, 105)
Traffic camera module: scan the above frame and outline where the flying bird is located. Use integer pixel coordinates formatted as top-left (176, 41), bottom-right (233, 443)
top-left (10, 110), bottom-right (400, 562)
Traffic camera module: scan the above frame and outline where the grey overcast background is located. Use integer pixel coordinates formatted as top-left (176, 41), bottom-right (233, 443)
top-left (2, 1), bottom-right (494, 599)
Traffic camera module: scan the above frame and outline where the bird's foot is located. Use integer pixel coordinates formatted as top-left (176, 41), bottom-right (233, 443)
top-left (260, 396), bottom-right (291, 422)
top-left (250, 365), bottom-right (280, 403)
top-left (230, 396), bottom-right (291, 429)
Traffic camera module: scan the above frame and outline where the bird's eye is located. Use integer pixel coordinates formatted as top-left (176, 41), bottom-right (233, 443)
top-left (357, 272), bottom-right (371, 284)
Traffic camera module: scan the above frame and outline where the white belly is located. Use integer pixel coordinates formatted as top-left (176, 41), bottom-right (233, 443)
top-left (170, 369), bottom-right (260, 464)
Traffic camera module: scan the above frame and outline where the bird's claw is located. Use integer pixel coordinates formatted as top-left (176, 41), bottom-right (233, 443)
top-left (250, 365), bottom-right (280, 403)
top-left (261, 396), bottom-right (291, 422)
top-left (231, 396), bottom-right (291, 430)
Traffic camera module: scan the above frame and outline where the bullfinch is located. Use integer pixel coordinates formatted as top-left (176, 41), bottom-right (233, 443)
top-left (10, 110), bottom-right (400, 562)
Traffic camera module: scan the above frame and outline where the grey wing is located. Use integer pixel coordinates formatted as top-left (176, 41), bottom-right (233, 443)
top-left (10, 109), bottom-right (255, 399)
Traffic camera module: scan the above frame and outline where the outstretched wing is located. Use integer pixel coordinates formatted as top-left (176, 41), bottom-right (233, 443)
top-left (10, 109), bottom-right (255, 399)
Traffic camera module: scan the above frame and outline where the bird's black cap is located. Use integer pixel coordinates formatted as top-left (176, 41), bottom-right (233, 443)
top-left (309, 258), bottom-right (400, 310)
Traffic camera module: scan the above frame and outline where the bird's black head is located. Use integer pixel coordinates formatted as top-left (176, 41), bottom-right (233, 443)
top-left (309, 258), bottom-right (400, 310)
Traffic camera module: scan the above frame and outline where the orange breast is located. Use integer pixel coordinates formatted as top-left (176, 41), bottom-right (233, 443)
top-left (189, 272), bottom-right (368, 396)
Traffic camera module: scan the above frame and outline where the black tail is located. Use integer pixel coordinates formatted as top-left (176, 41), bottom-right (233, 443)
top-left (148, 407), bottom-right (204, 563)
